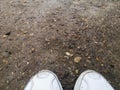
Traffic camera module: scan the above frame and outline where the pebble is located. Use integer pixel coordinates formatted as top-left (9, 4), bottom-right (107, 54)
top-left (77, 46), bottom-right (81, 49)
top-left (3, 35), bottom-right (8, 38)
top-left (29, 33), bottom-right (34, 36)
top-left (31, 48), bottom-right (35, 53)
top-left (96, 57), bottom-right (99, 61)
top-left (74, 57), bottom-right (82, 63)
top-left (64, 56), bottom-right (69, 60)
top-left (2, 59), bottom-right (8, 64)
top-left (27, 62), bottom-right (29, 65)
top-left (22, 73), bottom-right (25, 75)
top-left (87, 56), bottom-right (91, 59)
top-left (101, 64), bottom-right (104, 66)
top-left (86, 60), bottom-right (91, 63)
top-left (65, 52), bottom-right (73, 57)
top-left (11, 72), bottom-right (14, 75)
top-left (23, 31), bottom-right (28, 34)
top-left (6, 80), bottom-right (9, 84)
top-left (75, 69), bottom-right (79, 74)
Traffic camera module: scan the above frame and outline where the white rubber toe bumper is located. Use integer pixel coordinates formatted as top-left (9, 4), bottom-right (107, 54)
top-left (24, 70), bottom-right (63, 90)
top-left (74, 70), bottom-right (114, 90)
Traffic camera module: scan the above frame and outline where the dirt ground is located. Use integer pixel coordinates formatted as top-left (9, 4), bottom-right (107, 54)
top-left (0, 0), bottom-right (120, 90)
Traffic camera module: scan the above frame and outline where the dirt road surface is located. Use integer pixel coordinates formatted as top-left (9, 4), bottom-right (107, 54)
top-left (0, 0), bottom-right (120, 90)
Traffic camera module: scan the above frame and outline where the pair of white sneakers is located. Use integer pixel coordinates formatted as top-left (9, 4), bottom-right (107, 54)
top-left (24, 70), bottom-right (114, 90)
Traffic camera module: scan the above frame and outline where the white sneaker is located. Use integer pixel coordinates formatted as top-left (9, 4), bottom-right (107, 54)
top-left (24, 70), bottom-right (63, 90)
top-left (74, 70), bottom-right (114, 90)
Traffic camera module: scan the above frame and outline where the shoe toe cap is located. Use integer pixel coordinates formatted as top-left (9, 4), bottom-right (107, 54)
top-left (24, 70), bottom-right (62, 90)
top-left (82, 71), bottom-right (114, 90)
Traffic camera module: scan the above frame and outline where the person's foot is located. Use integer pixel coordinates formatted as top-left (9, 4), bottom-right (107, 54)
top-left (74, 70), bottom-right (114, 90)
top-left (24, 70), bottom-right (63, 90)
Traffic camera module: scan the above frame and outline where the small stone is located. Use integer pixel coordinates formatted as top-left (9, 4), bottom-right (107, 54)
top-left (86, 60), bottom-right (91, 63)
top-left (81, 18), bottom-right (88, 22)
top-left (6, 80), bottom-right (9, 84)
top-left (18, 11), bottom-right (22, 14)
top-left (27, 62), bottom-right (29, 65)
top-left (11, 72), bottom-right (14, 75)
top-left (88, 56), bottom-right (91, 59)
top-left (75, 69), bottom-right (79, 74)
top-left (3, 59), bottom-right (8, 64)
top-left (77, 46), bottom-right (81, 49)
top-left (64, 56), bottom-right (69, 60)
top-left (45, 38), bottom-right (50, 42)
top-left (101, 64), bottom-right (104, 66)
top-left (74, 57), bottom-right (82, 63)
top-left (50, 49), bottom-right (53, 53)
top-left (29, 33), bottom-right (34, 36)
top-left (22, 73), bottom-right (25, 75)
top-left (23, 31), bottom-right (28, 34)
top-left (3, 35), bottom-right (8, 38)
top-left (53, 18), bottom-right (57, 22)
top-left (31, 48), bottom-right (35, 53)
top-left (84, 64), bottom-right (87, 68)
top-left (65, 52), bottom-right (73, 57)
top-left (96, 57), bottom-right (99, 61)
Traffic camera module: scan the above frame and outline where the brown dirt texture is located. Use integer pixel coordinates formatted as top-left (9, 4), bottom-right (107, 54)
top-left (0, 0), bottom-right (120, 90)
